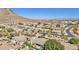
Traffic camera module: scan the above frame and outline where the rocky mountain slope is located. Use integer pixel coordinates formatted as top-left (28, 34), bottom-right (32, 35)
top-left (0, 8), bottom-right (50, 25)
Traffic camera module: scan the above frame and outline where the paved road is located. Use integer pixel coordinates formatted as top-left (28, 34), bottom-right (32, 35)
top-left (64, 25), bottom-right (74, 37)
top-left (70, 28), bottom-right (79, 38)
top-left (66, 26), bottom-right (75, 37)
top-left (64, 25), bottom-right (79, 38)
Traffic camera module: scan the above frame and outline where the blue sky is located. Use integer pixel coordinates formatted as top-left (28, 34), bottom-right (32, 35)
top-left (12, 8), bottom-right (79, 19)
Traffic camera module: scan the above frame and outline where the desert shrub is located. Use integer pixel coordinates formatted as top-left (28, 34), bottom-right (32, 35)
top-left (7, 28), bottom-right (14, 32)
top-left (0, 26), bottom-right (5, 29)
top-left (69, 38), bottom-right (79, 44)
top-left (7, 33), bottom-right (14, 39)
top-left (18, 22), bottom-right (24, 25)
top-left (43, 39), bottom-right (64, 50)
top-left (63, 35), bottom-right (68, 40)
top-left (0, 33), bottom-right (3, 37)
top-left (14, 32), bottom-right (19, 36)
top-left (7, 35), bottom-right (12, 39)
top-left (22, 41), bottom-right (34, 49)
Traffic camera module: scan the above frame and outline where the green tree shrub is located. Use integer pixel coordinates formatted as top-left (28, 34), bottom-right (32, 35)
top-left (7, 28), bottom-right (14, 32)
top-left (43, 39), bottom-right (64, 50)
top-left (69, 38), bottom-right (79, 44)
top-left (18, 22), bottom-right (24, 25)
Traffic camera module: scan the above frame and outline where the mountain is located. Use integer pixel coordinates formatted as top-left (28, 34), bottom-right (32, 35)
top-left (0, 8), bottom-right (36, 25)
top-left (0, 8), bottom-right (15, 15)
top-left (0, 8), bottom-right (51, 25)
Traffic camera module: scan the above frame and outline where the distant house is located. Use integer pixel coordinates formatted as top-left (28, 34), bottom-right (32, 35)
top-left (31, 37), bottom-right (47, 46)
top-left (12, 36), bottom-right (27, 45)
top-left (52, 27), bottom-right (62, 36)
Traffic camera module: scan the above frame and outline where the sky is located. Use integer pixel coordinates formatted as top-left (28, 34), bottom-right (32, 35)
top-left (12, 8), bottom-right (79, 19)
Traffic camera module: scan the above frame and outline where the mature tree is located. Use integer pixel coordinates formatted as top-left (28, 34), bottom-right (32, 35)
top-left (43, 39), bottom-right (64, 50)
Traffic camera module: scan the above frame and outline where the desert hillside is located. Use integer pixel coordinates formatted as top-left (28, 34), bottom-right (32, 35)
top-left (0, 8), bottom-right (50, 25)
